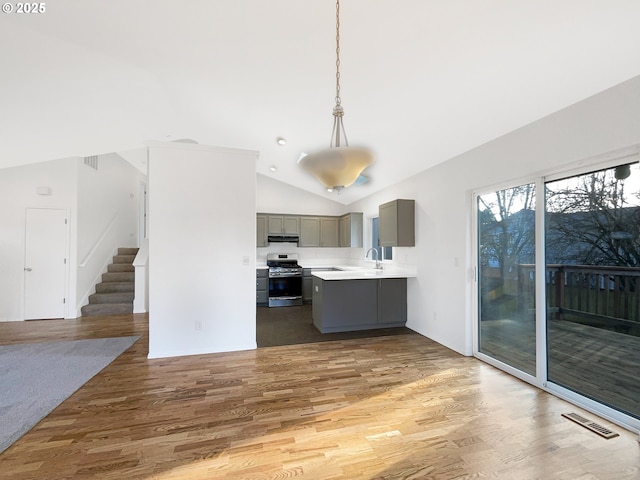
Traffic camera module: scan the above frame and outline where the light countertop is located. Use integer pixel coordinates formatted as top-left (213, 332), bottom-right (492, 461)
top-left (312, 268), bottom-right (417, 281)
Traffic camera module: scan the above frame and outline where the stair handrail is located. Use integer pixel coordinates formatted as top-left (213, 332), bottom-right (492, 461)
top-left (133, 242), bottom-right (149, 313)
top-left (79, 213), bottom-right (120, 268)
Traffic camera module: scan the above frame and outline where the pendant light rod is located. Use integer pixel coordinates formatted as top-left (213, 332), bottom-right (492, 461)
top-left (335, 0), bottom-right (342, 108)
top-left (331, 0), bottom-right (347, 149)
top-left (298, 0), bottom-right (374, 192)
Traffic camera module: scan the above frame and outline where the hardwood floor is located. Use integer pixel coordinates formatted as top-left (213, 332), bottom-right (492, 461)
top-left (480, 317), bottom-right (640, 417)
top-left (1, 314), bottom-right (639, 479)
top-left (256, 305), bottom-right (415, 347)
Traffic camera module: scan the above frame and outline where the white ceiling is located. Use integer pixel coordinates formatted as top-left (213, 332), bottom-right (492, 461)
top-left (2, 0), bottom-right (640, 204)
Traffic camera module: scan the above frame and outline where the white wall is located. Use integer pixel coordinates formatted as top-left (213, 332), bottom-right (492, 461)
top-left (350, 75), bottom-right (640, 356)
top-left (0, 158), bottom-right (78, 321)
top-left (148, 142), bottom-right (258, 358)
top-left (0, 22), bottom-right (173, 170)
top-left (257, 174), bottom-right (345, 216)
top-left (76, 153), bottom-right (146, 315)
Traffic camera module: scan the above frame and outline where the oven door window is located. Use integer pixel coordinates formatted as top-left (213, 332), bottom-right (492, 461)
top-left (269, 276), bottom-right (302, 298)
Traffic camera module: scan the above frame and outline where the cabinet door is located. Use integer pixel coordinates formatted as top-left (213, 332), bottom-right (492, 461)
top-left (256, 215), bottom-right (267, 247)
top-left (283, 216), bottom-right (300, 234)
top-left (339, 213), bottom-right (363, 247)
top-left (339, 215), bottom-right (350, 247)
top-left (300, 217), bottom-right (320, 247)
top-left (316, 279), bottom-right (377, 329)
top-left (377, 278), bottom-right (407, 324)
top-left (379, 201), bottom-right (398, 247)
top-left (379, 200), bottom-right (415, 247)
top-left (320, 217), bottom-right (339, 247)
top-left (268, 215), bottom-right (285, 234)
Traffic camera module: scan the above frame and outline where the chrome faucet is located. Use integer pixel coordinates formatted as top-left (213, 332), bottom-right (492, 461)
top-left (366, 247), bottom-right (383, 269)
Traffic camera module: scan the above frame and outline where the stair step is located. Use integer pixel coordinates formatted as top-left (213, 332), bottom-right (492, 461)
top-left (108, 263), bottom-right (135, 273)
top-left (96, 282), bottom-right (134, 293)
top-left (81, 303), bottom-right (134, 317)
top-left (112, 254), bottom-right (136, 264)
top-left (102, 272), bottom-right (135, 283)
top-left (88, 292), bottom-right (135, 304)
top-left (82, 246), bottom-right (139, 318)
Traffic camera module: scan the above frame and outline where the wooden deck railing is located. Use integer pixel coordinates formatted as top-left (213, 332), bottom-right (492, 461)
top-left (516, 264), bottom-right (640, 331)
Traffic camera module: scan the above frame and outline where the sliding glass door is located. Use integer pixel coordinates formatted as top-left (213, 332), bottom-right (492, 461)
top-left (477, 184), bottom-right (536, 376)
top-left (545, 163), bottom-right (640, 419)
top-left (476, 158), bottom-right (640, 428)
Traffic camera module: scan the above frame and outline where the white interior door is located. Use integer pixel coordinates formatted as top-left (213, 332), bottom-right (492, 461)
top-left (24, 208), bottom-right (68, 320)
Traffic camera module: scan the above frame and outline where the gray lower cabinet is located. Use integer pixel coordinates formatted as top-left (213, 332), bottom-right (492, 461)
top-left (302, 269), bottom-right (313, 302)
top-left (256, 269), bottom-right (268, 305)
top-left (312, 277), bottom-right (407, 333)
top-left (377, 278), bottom-right (407, 324)
top-left (303, 267), bottom-right (336, 302)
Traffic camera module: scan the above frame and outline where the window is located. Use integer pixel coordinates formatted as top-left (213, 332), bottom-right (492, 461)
top-left (371, 217), bottom-right (393, 261)
top-left (473, 155), bottom-right (640, 431)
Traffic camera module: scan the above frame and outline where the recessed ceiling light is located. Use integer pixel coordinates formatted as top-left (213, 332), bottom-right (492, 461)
top-left (269, 165), bottom-right (278, 172)
top-left (276, 137), bottom-right (287, 146)
top-left (326, 188), bottom-right (333, 193)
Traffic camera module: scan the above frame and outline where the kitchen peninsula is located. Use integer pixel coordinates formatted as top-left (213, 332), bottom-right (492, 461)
top-left (311, 268), bottom-right (416, 333)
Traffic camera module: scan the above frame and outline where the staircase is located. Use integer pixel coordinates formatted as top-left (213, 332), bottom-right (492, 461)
top-left (81, 247), bottom-right (138, 317)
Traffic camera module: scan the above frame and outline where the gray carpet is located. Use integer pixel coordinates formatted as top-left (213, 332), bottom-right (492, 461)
top-left (0, 335), bottom-right (139, 454)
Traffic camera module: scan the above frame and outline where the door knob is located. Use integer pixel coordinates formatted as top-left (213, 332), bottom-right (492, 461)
top-left (24, 267), bottom-right (32, 271)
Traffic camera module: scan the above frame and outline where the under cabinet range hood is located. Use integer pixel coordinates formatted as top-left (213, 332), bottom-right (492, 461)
top-left (267, 235), bottom-right (300, 245)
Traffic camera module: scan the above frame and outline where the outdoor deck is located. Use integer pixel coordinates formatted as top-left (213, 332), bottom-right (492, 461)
top-left (481, 263), bottom-right (640, 419)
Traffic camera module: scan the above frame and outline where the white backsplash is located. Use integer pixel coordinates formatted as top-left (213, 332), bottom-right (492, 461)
top-left (257, 243), bottom-right (362, 267)
top-left (257, 244), bottom-right (417, 273)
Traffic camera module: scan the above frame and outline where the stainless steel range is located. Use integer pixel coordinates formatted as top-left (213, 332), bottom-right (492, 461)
top-left (267, 253), bottom-right (303, 307)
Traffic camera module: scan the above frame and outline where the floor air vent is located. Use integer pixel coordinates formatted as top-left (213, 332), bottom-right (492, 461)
top-left (562, 412), bottom-right (619, 439)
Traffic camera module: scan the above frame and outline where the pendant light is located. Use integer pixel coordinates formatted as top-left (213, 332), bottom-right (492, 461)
top-left (299, 0), bottom-right (374, 192)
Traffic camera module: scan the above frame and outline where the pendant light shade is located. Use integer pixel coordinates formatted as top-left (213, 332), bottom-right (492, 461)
top-left (299, 0), bottom-right (374, 192)
top-left (299, 146), bottom-right (373, 191)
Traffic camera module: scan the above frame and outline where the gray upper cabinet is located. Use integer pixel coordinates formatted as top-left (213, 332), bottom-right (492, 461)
top-left (259, 212), bottom-right (363, 248)
top-left (339, 212), bottom-right (363, 247)
top-left (267, 215), bottom-right (300, 235)
top-left (300, 217), bottom-right (320, 247)
top-left (256, 214), bottom-right (267, 247)
top-left (320, 217), bottom-right (339, 247)
top-left (300, 216), bottom-right (339, 247)
top-left (379, 199), bottom-right (415, 247)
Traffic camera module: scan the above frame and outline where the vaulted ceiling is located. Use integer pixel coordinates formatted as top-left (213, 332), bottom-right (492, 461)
top-left (2, 1), bottom-right (640, 204)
